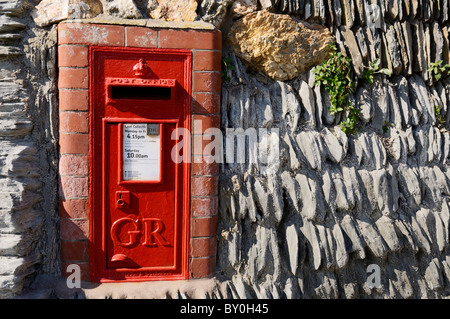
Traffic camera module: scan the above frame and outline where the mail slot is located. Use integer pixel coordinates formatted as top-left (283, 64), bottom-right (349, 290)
top-left (89, 47), bottom-right (191, 281)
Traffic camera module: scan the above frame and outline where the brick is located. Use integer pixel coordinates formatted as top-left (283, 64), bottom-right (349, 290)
top-left (190, 256), bottom-right (215, 278)
top-left (58, 68), bottom-right (89, 89)
top-left (59, 176), bottom-right (88, 198)
top-left (191, 196), bottom-right (218, 217)
top-left (61, 261), bottom-right (90, 281)
top-left (159, 29), bottom-right (221, 50)
top-left (59, 155), bottom-right (89, 176)
top-left (59, 112), bottom-right (89, 133)
top-left (61, 240), bottom-right (89, 261)
top-left (58, 23), bottom-right (125, 46)
top-left (193, 50), bottom-right (222, 71)
top-left (192, 114), bottom-right (220, 134)
top-left (191, 216), bottom-right (218, 237)
top-left (192, 135), bottom-right (219, 156)
top-left (191, 176), bottom-right (218, 196)
top-left (192, 161), bottom-right (219, 176)
top-left (192, 135), bottom-right (203, 156)
top-left (59, 133), bottom-right (89, 154)
top-left (59, 90), bottom-right (89, 111)
top-left (58, 45), bottom-right (88, 67)
top-left (190, 237), bottom-right (217, 258)
top-left (60, 218), bottom-right (89, 240)
top-left (192, 93), bottom-right (220, 114)
top-left (60, 199), bottom-right (88, 219)
top-left (192, 72), bottom-right (221, 93)
top-left (126, 27), bottom-right (158, 48)
top-left (192, 155), bottom-right (221, 165)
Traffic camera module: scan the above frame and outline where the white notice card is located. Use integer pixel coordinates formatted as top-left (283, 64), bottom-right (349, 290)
top-left (123, 123), bottom-right (161, 181)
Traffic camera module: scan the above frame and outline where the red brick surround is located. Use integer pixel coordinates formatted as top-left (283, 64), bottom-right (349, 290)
top-left (58, 22), bottom-right (221, 281)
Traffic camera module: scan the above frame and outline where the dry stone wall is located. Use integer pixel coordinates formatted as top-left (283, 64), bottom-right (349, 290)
top-left (0, 0), bottom-right (60, 298)
top-left (0, 0), bottom-right (449, 298)
top-left (215, 0), bottom-right (450, 298)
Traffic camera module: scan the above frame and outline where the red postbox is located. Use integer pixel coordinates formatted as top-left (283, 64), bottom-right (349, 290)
top-left (89, 47), bottom-right (191, 281)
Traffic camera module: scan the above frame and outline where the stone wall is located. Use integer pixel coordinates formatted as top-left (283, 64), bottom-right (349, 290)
top-left (0, 0), bottom-right (60, 298)
top-left (0, 0), bottom-right (449, 298)
top-left (215, 0), bottom-right (450, 298)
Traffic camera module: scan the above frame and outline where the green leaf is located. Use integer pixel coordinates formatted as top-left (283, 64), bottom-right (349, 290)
top-left (370, 58), bottom-right (381, 70)
top-left (377, 68), bottom-right (392, 76)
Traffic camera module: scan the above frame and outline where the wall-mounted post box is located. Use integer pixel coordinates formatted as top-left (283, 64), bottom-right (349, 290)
top-left (58, 22), bottom-right (221, 283)
top-left (90, 47), bottom-right (191, 281)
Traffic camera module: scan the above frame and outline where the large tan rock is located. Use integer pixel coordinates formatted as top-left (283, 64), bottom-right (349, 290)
top-left (147, 0), bottom-right (197, 22)
top-left (31, 0), bottom-right (103, 27)
top-left (227, 11), bottom-right (334, 81)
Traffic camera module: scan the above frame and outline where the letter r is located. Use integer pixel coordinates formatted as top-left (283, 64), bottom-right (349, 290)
top-left (142, 218), bottom-right (171, 247)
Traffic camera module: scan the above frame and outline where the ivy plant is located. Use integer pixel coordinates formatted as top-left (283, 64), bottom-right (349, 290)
top-left (314, 43), bottom-right (358, 134)
top-left (314, 43), bottom-right (355, 114)
top-left (434, 104), bottom-right (445, 125)
top-left (221, 57), bottom-right (235, 80)
top-left (427, 60), bottom-right (450, 82)
top-left (362, 59), bottom-right (392, 85)
top-left (382, 120), bottom-right (394, 133)
top-left (341, 107), bottom-right (361, 134)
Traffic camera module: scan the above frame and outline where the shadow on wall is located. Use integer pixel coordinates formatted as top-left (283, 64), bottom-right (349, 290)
top-left (58, 184), bottom-right (90, 282)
